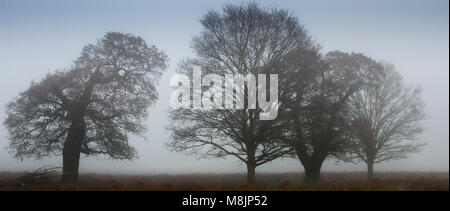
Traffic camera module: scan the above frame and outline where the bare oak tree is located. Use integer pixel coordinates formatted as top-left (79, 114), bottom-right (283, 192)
top-left (345, 65), bottom-right (425, 180)
top-left (167, 3), bottom-right (320, 184)
top-left (286, 51), bottom-right (384, 184)
top-left (4, 32), bottom-right (168, 184)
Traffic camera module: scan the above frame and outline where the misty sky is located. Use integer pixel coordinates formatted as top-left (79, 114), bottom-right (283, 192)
top-left (0, 0), bottom-right (448, 174)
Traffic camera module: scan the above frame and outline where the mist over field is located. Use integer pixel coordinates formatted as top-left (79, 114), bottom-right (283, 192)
top-left (0, 0), bottom-right (448, 178)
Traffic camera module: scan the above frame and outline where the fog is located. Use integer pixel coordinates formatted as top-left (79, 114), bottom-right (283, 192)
top-left (0, 0), bottom-right (448, 174)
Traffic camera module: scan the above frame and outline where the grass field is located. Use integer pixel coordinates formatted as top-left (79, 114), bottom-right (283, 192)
top-left (0, 171), bottom-right (447, 191)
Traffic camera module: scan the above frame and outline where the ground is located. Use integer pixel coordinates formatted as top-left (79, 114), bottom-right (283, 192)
top-left (0, 171), bottom-right (448, 191)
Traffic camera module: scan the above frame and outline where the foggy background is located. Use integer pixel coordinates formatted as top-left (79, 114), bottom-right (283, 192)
top-left (0, 0), bottom-right (448, 174)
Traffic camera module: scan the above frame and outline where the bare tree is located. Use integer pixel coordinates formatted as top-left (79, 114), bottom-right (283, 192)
top-left (345, 65), bottom-right (425, 181)
top-left (286, 51), bottom-right (384, 184)
top-left (167, 3), bottom-right (320, 184)
top-left (4, 32), bottom-right (168, 184)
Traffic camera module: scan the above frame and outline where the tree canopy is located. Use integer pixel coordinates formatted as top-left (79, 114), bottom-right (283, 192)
top-left (167, 3), bottom-right (320, 184)
top-left (4, 32), bottom-right (168, 183)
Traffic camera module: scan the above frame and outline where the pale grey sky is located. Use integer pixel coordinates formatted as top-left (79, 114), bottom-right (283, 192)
top-left (0, 0), bottom-right (448, 174)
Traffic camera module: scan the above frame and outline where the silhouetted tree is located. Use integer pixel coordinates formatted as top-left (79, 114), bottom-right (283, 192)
top-left (345, 65), bottom-right (425, 181)
top-left (4, 32), bottom-right (168, 184)
top-left (167, 3), bottom-right (320, 184)
top-left (286, 51), bottom-right (384, 184)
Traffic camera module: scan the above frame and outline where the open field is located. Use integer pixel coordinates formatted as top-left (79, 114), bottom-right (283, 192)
top-left (0, 171), bottom-right (448, 191)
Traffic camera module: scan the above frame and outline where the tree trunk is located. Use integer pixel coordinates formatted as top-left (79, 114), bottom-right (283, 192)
top-left (294, 142), bottom-right (326, 185)
top-left (246, 145), bottom-right (257, 185)
top-left (299, 153), bottom-right (326, 185)
top-left (303, 160), bottom-right (323, 184)
top-left (61, 111), bottom-right (86, 185)
top-left (246, 162), bottom-right (256, 185)
top-left (367, 160), bottom-right (374, 181)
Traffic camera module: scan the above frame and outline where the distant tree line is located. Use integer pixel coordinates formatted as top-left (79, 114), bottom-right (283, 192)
top-left (3, 2), bottom-right (425, 185)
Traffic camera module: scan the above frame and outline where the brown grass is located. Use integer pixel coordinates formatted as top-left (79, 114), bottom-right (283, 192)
top-left (0, 172), bottom-right (447, 191)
